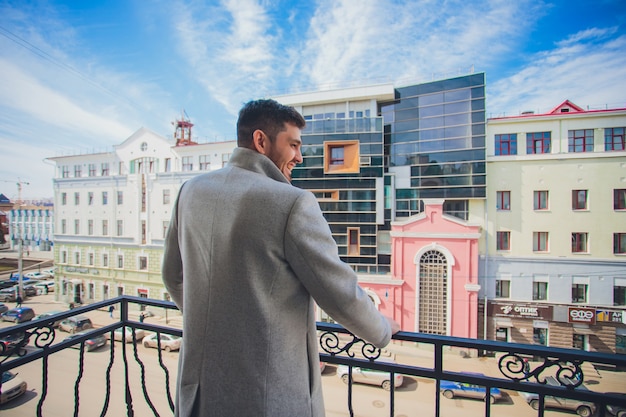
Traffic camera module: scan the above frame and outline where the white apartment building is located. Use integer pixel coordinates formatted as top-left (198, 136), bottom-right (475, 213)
top-left (47, 124), bottom-right (236, 306)
top-left (481, 100), bottom-right (626, 353)
top-left (7, 206), bottom-right (54, 252)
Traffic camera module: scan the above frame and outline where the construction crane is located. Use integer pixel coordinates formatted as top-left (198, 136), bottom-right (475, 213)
top-left (0, 177), bottom-right (30, 205)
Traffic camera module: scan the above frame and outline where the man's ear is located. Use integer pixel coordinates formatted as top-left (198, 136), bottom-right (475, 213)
top-left (252, 129), bottom-right (267, 155)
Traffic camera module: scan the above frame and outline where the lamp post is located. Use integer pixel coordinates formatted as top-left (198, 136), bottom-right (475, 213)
top-left (17, 225), bottom-right (24, 301)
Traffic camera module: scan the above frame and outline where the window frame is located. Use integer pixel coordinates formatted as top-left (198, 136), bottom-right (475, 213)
top-left (496, 191), bottom-right (510, 211)
top-left (572, 190), bottom-right (588, 210)
top-left (568, 129), bottom-right (594, 153)
top-left (614, 233), bottom-right (626, 254)
top-left (571, 283), bottom-right (588, 303)
top-left (138, 256), bottom-right (148, 271)
top-left (615, 285), bottom-right (626, 306)
top-left (532, 281), bottom-right (548, 301)
top-left (495, 133), bottom-right (517, 156)
top-left (604, 127), bottom-right (625, 151)
top-left (496, 231), bottom-right (510, 251)
top-left (324, 140), bottom-right (360, 174)
top-left (347, 227), bottom-right (360, 256)
top-left (495, 279), bottom-right (510, 298)
top-left (571, 232), bottom-right (589, 253)
top-left (182, 156), bottom-right (193, 171)
top-left (533, 190), bottom-right (549, 210)
top-left (526, 132), bottom-right (551, 154)
top-left (614, 189), bottom-right (626, 210)
top-left (533, 231), bottom-right (549, 252)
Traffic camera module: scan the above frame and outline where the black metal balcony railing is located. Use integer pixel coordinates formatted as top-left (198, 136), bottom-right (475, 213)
top-left (1, 295), bottom-right (625, 417)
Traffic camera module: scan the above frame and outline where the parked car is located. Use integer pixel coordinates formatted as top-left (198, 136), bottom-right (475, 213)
top-left (8, 273), bottom-right (30, 282)
top-left (520, 376), bottom-right (596, 417)
top-left (0, 303), bottom-right (8, 314)
top-left (24, 271), bottom-right (51, 280)
top-left (42, 268), bottom-right (55, 277)
top-left (21, 284), bottom-right (38, 297)
top-left (607, 392), bottom-right (626, 417)
top-left (142, 333), bottom-right (181, 352)
top-left (108, 327), bottom-right (146, 343)
top-left (337, 363), bottom-right (403, 391)
top-left (1, 307), bottom-right (35, 323)
top-left (0, 332), bottom-right (30, 355)
top-left (58, 316), bottom-right (93, 333)
top-left (0, 280), bottom-right (15, 290)
top-left (0, 288), bottom-right (16, 302)
top-left (33, 280), bottom-right (55, 295)
top-left (34, 310), bottom-right (65, 328)
top-left (0, 371), bottom-right (27, 404)
top-left (64, 330), bottom-right (107, 352)
top-left (440, 373), bottom-right (502, 404)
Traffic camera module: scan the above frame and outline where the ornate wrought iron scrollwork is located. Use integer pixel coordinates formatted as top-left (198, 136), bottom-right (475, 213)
top-left (33, 324), bottom-right (56, 348)
top-left (0, 324), bottom-right (56, 363)
top-left (498, 353), bottom-right (584, 388)
top-left (319, 331), bottom-right (381, 361)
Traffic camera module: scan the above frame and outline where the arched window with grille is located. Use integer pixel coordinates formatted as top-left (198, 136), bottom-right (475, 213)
top-left (418, 250), bottom-right (448, 335)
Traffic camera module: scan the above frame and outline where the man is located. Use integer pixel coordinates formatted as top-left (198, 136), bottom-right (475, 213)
top-left (162, 99), bottom-right (398, 417)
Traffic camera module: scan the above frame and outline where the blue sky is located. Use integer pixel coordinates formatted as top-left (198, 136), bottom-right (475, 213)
top-left (1, 0), bottom-right (625, 199)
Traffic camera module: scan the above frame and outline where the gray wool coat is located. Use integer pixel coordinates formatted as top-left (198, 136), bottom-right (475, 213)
top-left (162, 147), bottom-right (392, 417)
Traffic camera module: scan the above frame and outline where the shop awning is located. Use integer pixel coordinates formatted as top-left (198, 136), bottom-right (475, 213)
top-left (495, 318), bottom-right (514, 328)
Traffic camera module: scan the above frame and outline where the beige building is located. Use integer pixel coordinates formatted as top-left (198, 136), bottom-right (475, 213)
top-left (46, 121), bottom-right (236, 307)
top-left (480, 100), bottom-right (626, 354)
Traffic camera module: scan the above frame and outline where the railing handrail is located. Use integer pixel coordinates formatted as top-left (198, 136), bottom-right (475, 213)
top-left (1, 295), bottom-right (625, 416)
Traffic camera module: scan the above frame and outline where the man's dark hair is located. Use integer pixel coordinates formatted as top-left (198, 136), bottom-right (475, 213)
top-left (237, 99), bottom-right (306, 147)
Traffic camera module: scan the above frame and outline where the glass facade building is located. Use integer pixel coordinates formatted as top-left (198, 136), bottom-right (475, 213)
top-left (287, 73), bottom-right (486, 274)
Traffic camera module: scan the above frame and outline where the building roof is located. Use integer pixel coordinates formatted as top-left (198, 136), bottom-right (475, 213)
top-left (489, 100), bottom-right (626, 121)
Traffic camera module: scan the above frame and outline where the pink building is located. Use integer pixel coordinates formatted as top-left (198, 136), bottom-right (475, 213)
top-left (384, 199), bottom-right (482, 339)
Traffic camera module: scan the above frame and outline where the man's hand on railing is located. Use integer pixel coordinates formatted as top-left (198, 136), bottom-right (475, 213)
top-left (385, 316), bottom-right (401, 334)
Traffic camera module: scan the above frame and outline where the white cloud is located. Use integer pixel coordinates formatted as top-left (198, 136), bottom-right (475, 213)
top-left (488, 32), bottom-right (626, 116)
top-left (171, 0), bottom-right (278, 114)
top-left (0, 58), bottom-right (134, 141)
top-left (295, 0), bottom-right (544, 89)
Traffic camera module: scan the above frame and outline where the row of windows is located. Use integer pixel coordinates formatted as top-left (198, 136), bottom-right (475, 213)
top-left (60, 190), bottom-right (175, 206)
top-left (496, 189), bottom-right (626, 211)
top-left (495, 280), bottom-right (625, 306)
top-left (61, 191), bottom-right (123, 206)
top-left (59, 250), bottom-right (150, 271)
top-left (61, 162), bottom-right (113, 178)
top-left (59, 153), bottom-right (232, 178)
top-left (494, 127), bottom-right (625, 156)
top-left (58, 219), bottom-right (170, 238)
top-left (496, 231), bottom-right (626, 254)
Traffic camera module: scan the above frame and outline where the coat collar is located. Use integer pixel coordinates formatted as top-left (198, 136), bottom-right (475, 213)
top-left (228, 147), bottom-right (290, 185)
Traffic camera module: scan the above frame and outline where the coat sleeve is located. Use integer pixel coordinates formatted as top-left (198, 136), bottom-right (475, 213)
top-left (162, 186), bottom-right (184, 312)
top-left (284, 191), bottom-right (391, 348)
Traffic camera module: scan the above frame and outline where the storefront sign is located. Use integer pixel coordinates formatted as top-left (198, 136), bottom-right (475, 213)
top-left (488, 302), bottom-right (553, 320)
top-left (64, 266), bottom-right (99, 275)
top-left (568, 307), bottom-right (596, 324)
top-left (596, 310), bottom-right (625, 324)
